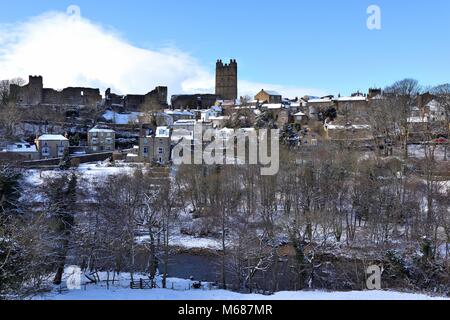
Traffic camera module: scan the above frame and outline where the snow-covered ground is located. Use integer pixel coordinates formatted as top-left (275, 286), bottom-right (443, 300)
top-left (23, 161), bottom-right (143, 186)
top-left (37, 273), bottom-right (448, 300)
top-left (137, 234), bottom-right (222, 250)
top-left (102, 110), bottom-right (141, 125)
top-left (33, 271), bottom-right (449, 301)
top-left (408, 144), bottom-right (447, 161)
top-left (40, 287), bottom-right (449, 301)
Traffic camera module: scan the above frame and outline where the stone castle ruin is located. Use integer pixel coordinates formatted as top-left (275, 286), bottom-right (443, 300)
top-left (11, 58), bottom-right (236, 112)
top-left (10, 76), bottom-right (102, 107)
top-left (10, 75), bottom-right (168, 112)
top-left (105, 87), bottom-right (168, 112)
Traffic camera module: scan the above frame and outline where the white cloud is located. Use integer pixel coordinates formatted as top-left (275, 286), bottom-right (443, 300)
top-left (0, 9), bottom-right (327, 99)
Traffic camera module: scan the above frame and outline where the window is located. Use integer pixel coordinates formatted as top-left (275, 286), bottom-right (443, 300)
top-left (92, 138), bottom-right (98, 144)
top-left (143, 147), bottom-right (149, 155)
top-left (57, 146), bottom-right (65, 157)
top-left (42, 147), bottom-right (50, 157)
top-left (106, 138), bottom-right (112, 144)
top-left (158, 147), bottom-right (164, 154)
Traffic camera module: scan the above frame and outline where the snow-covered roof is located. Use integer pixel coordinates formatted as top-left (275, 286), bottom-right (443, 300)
top-left (208, 116), bottom-right (229, 121)
top-left (336, 96), bottom-right (367, 102)
top-left (173, 119), bottom-right (197, 125)
top-left (165, 110), bottom-right (194, 116)
top-left (308, 98), bottom-right (333, 103)
top-left (263, 90), bottom-right (281, 96)
top-left (294, 112), bottom-right (306, 116)
top-left (3, 143), bottom-right (37, 153)
top-left (155, 126), bottom-right (170, 138)
top-left (37, 134), bottom-right (68, 141)
top-left (325, 124), bottom-right (371, 130)
top-left (262, 103), bottom-right (284, 109)
top-left (89, 127), bottom-right (115, 133)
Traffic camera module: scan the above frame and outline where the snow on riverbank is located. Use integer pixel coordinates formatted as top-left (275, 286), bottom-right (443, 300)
top-left (137, 234), bottom-right (222, 250)
top-left (34, 271), bottom-right (448, 301)
top-left (39, 285), bottom-right (448, 301)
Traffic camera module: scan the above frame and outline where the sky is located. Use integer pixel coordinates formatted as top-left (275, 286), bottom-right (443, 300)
top-left (0, 0), bottom-right (449, 98)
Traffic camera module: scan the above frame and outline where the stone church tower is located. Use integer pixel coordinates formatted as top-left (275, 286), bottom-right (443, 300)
top-left (215, 59), bottom-right (237, 101)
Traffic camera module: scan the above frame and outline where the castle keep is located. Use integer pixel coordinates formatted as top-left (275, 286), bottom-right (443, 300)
top-left (215, 59), bottom-right (238, 101)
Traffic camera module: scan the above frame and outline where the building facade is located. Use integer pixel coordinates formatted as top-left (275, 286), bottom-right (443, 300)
top-left (255, 89), bottom-right (282, 104)
top-left (88, 127), bottom-right (116, 152)
top-left (139, 126), bottom-right (172, 165)
top-left (35, 135), bottom-right (69, 159)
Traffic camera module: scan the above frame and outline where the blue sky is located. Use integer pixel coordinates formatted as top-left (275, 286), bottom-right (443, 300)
top-left (1, 0), bottom-right (449, 96)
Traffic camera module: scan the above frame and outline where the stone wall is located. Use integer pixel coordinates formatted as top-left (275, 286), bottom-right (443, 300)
top-left (10, 76), bottom-right (43, 105)
top-left (107, 86), bottom-right (168, 112)
top-left (171, 94), bottom-right (219, 110)
top-left (42, 87), bottom-right (101, 106)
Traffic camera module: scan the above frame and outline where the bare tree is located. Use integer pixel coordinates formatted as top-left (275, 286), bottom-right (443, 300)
top-left (384, 79), bottom-right (422, 159)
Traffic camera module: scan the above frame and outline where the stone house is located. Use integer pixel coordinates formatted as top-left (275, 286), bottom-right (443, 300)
top-left (255, 89), bottom-right (282, 104)
top-left (35, 134), bottom-right (69, 159)
top-left (140, 126), bottom-right (172, 165)
top-left (88, 127), bottom-right (115, 152)
top-left (335, 95), bottom-right (369, 120)
top-left (1, 142), bottom-right (39, 161)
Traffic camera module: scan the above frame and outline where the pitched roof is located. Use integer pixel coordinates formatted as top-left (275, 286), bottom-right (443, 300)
top-left (265, 90), bottom-right (281, 96)
top-left (37, 134), bottom-right (68, 141)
